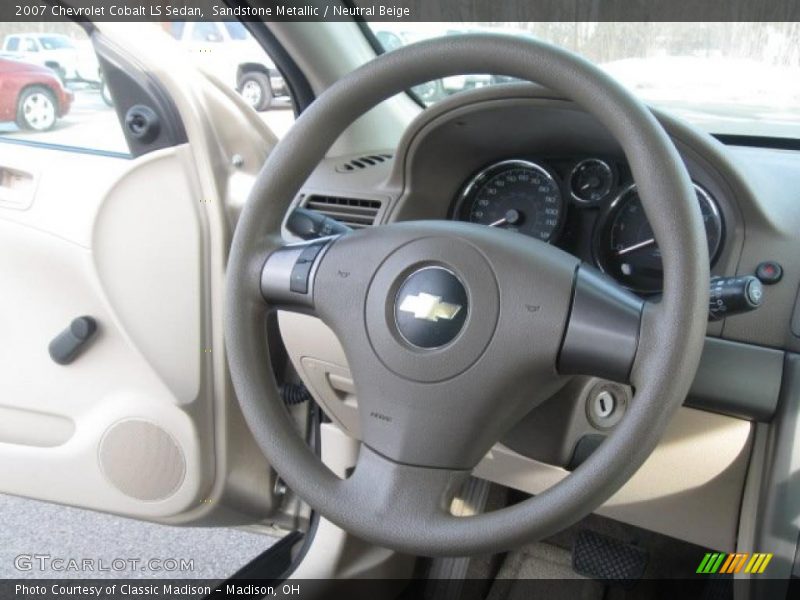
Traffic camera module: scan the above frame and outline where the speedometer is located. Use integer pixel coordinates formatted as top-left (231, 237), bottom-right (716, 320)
top-left (454, 160), bottom-right (565, 242)
top-left (594, 183), bottom-right (724, 294)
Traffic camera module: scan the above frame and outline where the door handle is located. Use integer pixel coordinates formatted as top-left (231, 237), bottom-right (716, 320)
top-left (0, 165), bottom-right (37, 210)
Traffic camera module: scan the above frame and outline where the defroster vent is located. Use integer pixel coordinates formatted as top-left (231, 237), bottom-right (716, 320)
top-left (336, 154), bottom-right (393, 173)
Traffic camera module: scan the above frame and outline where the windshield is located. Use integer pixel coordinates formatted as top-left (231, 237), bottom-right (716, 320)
top-left (368, 22), bottom-right (800, 140)
top-left (39, 35), bottom-right (74, 50)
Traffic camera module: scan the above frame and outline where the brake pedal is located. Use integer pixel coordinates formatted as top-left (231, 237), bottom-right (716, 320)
top-left (572, 530), bottom-right (648, 586)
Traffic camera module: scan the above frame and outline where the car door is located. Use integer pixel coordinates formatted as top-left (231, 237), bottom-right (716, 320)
top-left (0, 20), bottom-right (300, 532)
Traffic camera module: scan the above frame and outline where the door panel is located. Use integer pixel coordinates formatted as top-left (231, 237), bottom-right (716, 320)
top-left (0, 19), bottom-right (302, 532)
top-left (0, 144), bottom-right (208, 519)
top-left (0, 140), bottom-right (279, 525)
top-left (92, 149), bottom-right (202, 404)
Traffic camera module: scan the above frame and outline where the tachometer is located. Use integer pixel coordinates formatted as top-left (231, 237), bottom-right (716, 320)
top-left (594, 183), bottom-right (723, 294)
top-left (455, 160), bottom-right (564, 242)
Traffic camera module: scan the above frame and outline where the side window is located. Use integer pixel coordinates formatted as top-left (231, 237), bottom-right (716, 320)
top-left (0, 20), bottom-right (296, 152)
top-left (170, 21), bottom-right (296, 138)
top-left (376, 31), bottom-right (403, 52)
top-left (0, 23), bottom-right (127, 154)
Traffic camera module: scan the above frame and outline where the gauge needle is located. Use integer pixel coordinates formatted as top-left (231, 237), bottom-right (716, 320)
top-left (616, 238), bottom-right (656, 256)
top-left (488, 209), bottom-right (521, 228)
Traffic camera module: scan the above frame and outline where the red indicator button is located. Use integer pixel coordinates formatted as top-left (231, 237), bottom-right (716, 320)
top-left (755, 261), bottom-right (783, 284)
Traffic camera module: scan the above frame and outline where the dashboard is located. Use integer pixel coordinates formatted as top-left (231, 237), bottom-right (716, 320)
top-left (450, 156), bottom-right (724, 294)
top-left (288, 83), bottom-right (800, 353)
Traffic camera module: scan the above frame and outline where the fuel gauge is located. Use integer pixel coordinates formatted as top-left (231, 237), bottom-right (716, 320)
top-left (570, 158), bottom-right (614, 205)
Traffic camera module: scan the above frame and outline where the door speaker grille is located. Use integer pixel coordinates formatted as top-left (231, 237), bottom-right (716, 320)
top-left (99, 419), bottom-right (186, 501)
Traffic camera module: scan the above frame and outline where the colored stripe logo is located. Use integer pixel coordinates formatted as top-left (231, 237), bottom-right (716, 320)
top-left (696, 552), bottom-right (773, 574)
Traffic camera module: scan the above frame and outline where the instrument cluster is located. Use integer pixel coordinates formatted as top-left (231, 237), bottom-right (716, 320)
top-left (452, 157), bottom-right (724, 294)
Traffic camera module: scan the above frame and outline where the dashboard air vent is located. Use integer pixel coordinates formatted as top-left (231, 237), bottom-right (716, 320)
top-left (302, 195), bottom-right (382, 228)
top-left (336, 154), bottom-right (393, 173)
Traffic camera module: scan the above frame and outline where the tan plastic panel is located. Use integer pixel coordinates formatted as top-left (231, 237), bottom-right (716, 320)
top-left (0, 146), bottom-right (209, 519)
top-left (474, 410), bottom-right (752, 551)
top-left (0, 406), bottom-right (74, 448)
top-left (300, 358), bottom-right (359, 435)
top-left (92, 149), bottom-right (201, 404)
top-left (269, 21), bottom-right (420, 155)
top-left (0, 139), bottom-right (276, 525)
top-left (281, 312), bottom-right (752, 550)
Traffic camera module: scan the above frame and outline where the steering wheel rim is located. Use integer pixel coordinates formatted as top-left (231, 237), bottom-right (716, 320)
top-left (225, 34), bottom-right (709, 556)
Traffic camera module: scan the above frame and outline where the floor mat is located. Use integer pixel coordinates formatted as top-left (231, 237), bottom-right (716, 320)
top-left (486, 542), bottom-right (605, 600)
top-left (483, 511), bottom-right (732, 600)
top-left (572, 529), bottom-right (648, 584)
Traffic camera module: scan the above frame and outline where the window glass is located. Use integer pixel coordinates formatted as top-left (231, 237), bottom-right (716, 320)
top-left (0, 20), bottom-right (296, 153)
top-left (167, 22), bottom-right (186, 39)
top-left (223, 22), bottom-right (249, 41)
top-left (168, 22), bottom-right (296, 138)
top-left (190, 22), bottom-right (221, 43)
top-left (39, 36), bottom-right (74, 50)
top-left (0, 23), bottom-right (127, 154)
top-left (375, 31), bottom-right (403, 51)
top-left (368, 22), bottom-right (800, 140)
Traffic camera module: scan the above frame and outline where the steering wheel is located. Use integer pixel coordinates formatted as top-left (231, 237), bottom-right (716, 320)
top-left (225, 35), bottom-right (709, 556)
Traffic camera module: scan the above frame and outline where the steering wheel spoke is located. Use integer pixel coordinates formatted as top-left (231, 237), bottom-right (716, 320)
top-left (558, 265), bottom-right (645, 384)
top-left (259, 237), bottom-right (337, 315)
top-left (343, 445), bottom-right (471, 530)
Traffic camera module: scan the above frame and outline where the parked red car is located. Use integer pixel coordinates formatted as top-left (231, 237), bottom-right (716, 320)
top-left (0, 58), bottom-right (73, 132)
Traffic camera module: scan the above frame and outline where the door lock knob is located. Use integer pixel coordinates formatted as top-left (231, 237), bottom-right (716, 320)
top-left (48, 316), bottom-right (98, 365)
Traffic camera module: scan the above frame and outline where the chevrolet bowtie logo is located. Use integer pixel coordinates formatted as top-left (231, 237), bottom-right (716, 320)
top-left (398, 292), bottom-right (462, 322)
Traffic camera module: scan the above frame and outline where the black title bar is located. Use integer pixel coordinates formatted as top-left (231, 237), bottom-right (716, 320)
top-left (4, 0), bottom-right (800, 22)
